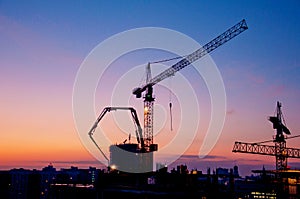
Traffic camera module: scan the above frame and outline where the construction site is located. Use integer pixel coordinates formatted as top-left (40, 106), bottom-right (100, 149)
top-left (84, 19), bottom-right (300, 198)
top-left (2, 1), bottom-right (300, 199)
top-left (1, 18), bottom-right (299, 199)
top-left (88, 19), bottom-right (248, 173)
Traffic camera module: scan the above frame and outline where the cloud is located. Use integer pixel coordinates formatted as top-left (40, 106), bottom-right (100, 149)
top-left (38, 160), bottom-right (106, 168)
top-left (247, 73), bottom-right (265, 85)
top-left (226, 109), bottom-right (235, 116)
top-left (265, 84), bottom-right (285, 98)
top-left (288, 162), bottom-right (300, 169)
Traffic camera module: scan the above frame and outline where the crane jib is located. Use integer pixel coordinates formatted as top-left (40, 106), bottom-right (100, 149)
top-left (133, 19), bottom-right (248, 97)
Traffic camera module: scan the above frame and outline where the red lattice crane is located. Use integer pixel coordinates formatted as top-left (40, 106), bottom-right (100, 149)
top-left (232, 101), bottom-right (300, 170)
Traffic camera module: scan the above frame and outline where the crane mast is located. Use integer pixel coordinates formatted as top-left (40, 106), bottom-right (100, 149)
top-left (134, 19), bottom-right (248, 152)
top-left (144, 63), bottom-right (155, 151)
top-left (272, 101), bottom-right (289, 170)
top-left (233, 101), bottom-right (300, 170)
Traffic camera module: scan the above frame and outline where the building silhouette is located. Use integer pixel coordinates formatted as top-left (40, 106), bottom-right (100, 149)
top-left (0, 164), bottom-right (299, 199)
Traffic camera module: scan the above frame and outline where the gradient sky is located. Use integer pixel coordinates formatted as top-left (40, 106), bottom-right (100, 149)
top-left (1, 0), bottom-right (300, 176)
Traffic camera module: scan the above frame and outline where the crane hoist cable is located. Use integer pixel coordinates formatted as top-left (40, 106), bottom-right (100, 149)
top-left (169, 102), bottom-right (173, 131)
top-left (149, 54), bottom-right (187, 64)
top-left (169, 76), bottom-right (173, 131)
top-left (252, 134), bottom-right (300, 145)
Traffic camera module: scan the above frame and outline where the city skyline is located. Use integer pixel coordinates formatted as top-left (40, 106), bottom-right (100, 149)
top-left (1, 1), bottom-right (300, 177)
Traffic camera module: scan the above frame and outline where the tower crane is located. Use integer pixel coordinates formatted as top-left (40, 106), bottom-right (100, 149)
top-left (133, 19), bottom-right (248, 153)
top-left (88, 20), bottom-right (248, 173)
top-left (232, 101), bottom-right (300, 170)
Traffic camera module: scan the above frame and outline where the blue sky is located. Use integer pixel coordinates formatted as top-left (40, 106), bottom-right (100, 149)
top-left (1, 0), bottom-right (300, 176)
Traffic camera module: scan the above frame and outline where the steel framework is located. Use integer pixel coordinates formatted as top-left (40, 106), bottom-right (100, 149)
top-left (133, 19), bottom-right (248, 152)
top-left (233, 142), bottom-right (300, 158)
top-left (232, 102), bottom-right (300, 170)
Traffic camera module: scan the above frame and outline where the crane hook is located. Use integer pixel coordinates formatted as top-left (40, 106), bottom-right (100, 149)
top-left (169, 102), bottom-right (173, 131)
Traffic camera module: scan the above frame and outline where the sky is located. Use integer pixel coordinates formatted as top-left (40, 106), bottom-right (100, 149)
top-left (0, 0), bottom-right (300, 177)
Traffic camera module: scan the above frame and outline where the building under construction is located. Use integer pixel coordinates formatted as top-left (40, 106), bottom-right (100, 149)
top-left (109, 143), bottom-right (154, 173)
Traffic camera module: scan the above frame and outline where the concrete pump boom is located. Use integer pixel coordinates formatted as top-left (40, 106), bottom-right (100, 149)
top-left (88, 107), bottom-right (144, 164)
